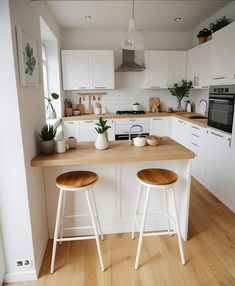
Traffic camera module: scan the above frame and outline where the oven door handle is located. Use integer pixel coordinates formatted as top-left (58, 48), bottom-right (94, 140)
top-left (209, 98), bottom-right (230, 102)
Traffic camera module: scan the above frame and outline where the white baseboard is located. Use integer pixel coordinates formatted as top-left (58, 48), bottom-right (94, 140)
top-left (35, 233), bottom-right (49, 277)
top-left (4, 270), bottom-right (37, 283)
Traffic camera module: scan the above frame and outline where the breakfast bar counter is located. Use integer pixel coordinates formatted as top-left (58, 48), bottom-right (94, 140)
top-left (31, 138), bottom-right (195, 241)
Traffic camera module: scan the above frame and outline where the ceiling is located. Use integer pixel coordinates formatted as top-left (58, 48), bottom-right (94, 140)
top-left (45, 1), bottom-right (230, 31)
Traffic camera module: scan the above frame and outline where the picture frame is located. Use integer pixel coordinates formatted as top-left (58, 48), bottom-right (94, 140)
top-left (16, 26), bottom-right (40, 86)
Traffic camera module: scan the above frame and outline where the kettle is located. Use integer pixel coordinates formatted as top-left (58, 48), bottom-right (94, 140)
top-left (132, 102), bottom-right (142, 111)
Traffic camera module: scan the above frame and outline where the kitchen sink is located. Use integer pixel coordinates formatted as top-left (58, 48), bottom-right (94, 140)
top-left (188, 115), bottom-right (207, 119)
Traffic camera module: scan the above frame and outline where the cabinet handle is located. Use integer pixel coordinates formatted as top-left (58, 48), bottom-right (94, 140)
top-left (178, 120), bottom-right (184, 123)
top-left (79, 87), bottom-right (87, 89)
top-left (201, 86), bottom-right (209, 89)
top-left (213, 76), bottom-right (225, 80)
top-left (191, 133), bottom-right (199, 138)
top-left (66, 122), bottom-right (74, 124)
top-left (191, 142), bottom-right (199, 148)
top-left (191, 126), bottom-right (200, 130)
top-left (150, 86), bottom-right (160, 89)
top-left (228, 138), bottom-right (232, 147)
top-left (129, 119), bottom-right (136, 122)
top-left (153, 118), bottom-right (162, 121)
top-left (94, 86), bottom-right (106, 89)
top-left (211, 131), bottom-right (223, 138)
top-left (84, 120), bottom-right (94, 123)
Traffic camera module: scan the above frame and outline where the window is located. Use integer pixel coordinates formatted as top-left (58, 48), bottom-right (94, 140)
top-left (41, 43), bottom-right (49, 115)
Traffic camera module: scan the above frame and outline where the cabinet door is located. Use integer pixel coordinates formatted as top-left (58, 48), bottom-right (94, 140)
top-left (171, 117), bottom-right (188, 146)
top-left (227, 148), bottom-right (235, 211)
top-left (205, 129), bottom-right (231, 199)
top-left (90, 51), bottom-right (114, 89)
top-left (168, 51), bottom-right (187, 85)
top-left (144, 51), bottom-right (169, 88)
top-left (211, 22), bottom-right (235, 84)
top-left (187, 47), bottom-right (199, 85)
top-left (62, 121), bottom-right (80, 140)
top-left (150, 117), bottom-right (170, 136)
top-left (61, 50), bottom-right (90, 90)
top-left (198, 41), bottom-right (211, 88)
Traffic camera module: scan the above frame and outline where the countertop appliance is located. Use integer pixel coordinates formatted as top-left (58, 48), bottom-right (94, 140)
top-left (208, 85), bottom-right (235, 133)
top-left (115, 117), bottom-right (149, 140)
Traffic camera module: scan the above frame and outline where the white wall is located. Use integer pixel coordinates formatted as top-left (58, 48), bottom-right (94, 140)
top-left (0, 0), bottom-right (61, 282)
top-left (62, 29), bottom-right (193, 112)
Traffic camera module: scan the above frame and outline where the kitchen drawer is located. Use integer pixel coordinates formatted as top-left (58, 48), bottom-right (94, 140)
top-left (187, 123), bottom-right (203, 137)
top-left (115, 118), bottom-right (150, 125)
top-left (115, 123), bottom-right (149, 134)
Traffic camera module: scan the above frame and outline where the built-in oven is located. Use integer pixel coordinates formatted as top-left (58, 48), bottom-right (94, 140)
top-left (208, 85), bottom-right (235, 133)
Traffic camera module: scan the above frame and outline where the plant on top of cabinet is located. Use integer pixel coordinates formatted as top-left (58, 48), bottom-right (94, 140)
top-left (168, 80), bottom-right (193, 111)
top-left (95, 117), bottom-right (111, 150)
top-left (210, 16), bottom-right (232, 33)
top-left (39, 124), bottom-right (57, 155)
top-left (197, 28), bottom-right (211, 45)
top-left (45, 92), bottom-right (59, 119)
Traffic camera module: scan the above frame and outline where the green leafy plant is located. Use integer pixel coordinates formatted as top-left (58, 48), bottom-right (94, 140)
top-left (95, 117), bottom-right (111, 134)
top-left (197, 28), bottom-right (211, 38)
top-left (45, 92), bottom-right (59, 112)
top-left (210, 16), bottom-right (232, 33)
top-left (168, 80), bottom-right (193, 111)
top-left (39, 124), bottom-right (56, 141)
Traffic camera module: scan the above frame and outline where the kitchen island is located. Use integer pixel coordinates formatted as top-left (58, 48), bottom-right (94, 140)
top-left (31, 138), bottom-right (195, 240)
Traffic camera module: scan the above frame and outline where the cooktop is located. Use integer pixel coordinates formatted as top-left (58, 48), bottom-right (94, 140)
top-left (116, 110), bottom-right (145, 115)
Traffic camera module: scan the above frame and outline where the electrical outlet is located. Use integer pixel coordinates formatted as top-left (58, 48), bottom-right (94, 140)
top-left (16, 258), bottom-right (32, 268)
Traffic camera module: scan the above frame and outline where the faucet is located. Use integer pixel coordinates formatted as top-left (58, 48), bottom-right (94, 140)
top-left (129, 125), bottom-right (143, 145)
top-left (200, 99), bottom-right (208, 116)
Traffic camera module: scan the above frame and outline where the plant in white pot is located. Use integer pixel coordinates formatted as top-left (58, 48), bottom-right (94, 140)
top-left (95, 117), bottom-right (111, 150)
top-left (45, 92), bottom-right (59, 119)
top-left (39, 124), bottom-right (57, 155)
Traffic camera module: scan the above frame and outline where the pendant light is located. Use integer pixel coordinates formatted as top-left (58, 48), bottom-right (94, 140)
top-left (122, 0), bottom-right (144, 50)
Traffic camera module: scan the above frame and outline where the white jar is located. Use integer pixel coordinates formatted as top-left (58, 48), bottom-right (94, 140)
top-left (56, 139), bottom-right (66, 153)
top-left (95, 134), bottom-right (108, 150)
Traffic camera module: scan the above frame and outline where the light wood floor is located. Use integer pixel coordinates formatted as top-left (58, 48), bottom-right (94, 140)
top-left (4, 178), bottom-right (235, 286)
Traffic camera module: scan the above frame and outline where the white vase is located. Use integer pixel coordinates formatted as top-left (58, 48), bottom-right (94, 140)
top-left (95, 133), bottom-right (108, 150)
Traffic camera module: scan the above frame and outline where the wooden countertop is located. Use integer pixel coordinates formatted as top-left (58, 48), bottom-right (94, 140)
top-left (62, 112), bottom-right (208, 128)
top-left (31, 137), bottom-right (195, 167)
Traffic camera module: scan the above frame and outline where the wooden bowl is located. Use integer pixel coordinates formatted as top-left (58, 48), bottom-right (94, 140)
top-left (146, 135), bottom-right (162, 146)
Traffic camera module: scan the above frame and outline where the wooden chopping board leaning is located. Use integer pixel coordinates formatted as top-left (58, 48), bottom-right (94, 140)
top-left (149, 97), bottom-right (161, 112)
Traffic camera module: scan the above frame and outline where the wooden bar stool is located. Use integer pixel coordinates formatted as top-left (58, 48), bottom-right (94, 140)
top-left (50, 171), bottom-right (105, 273)
top-left (131, 168), bottom-right (185, 269)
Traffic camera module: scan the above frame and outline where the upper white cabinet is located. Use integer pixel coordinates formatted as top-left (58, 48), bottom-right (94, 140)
top-left (61, 50), bottom-right (114, 90)
top-left (144, 51), bottom-right (187, 89)
top-left (211, 21), bottom-right (235, 84)
top-left (187, 41), bottom-right (211, 88)
top-left (150, 117), bottom-right (171, 137)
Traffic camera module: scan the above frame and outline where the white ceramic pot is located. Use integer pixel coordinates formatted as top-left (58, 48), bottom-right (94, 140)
top-left (95, 133), bottom-right (108, 150)
top-left (40, 140), bottom-right (56, 154)
top-left (133, 136), bottom-right (146, 147)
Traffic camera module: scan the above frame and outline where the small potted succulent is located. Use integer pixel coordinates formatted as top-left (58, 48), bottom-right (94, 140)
top-left (94, 117), bottom-right (111, 150)
top-left (210, 16), bottom-right (232, 34)
top-left (168, 80), bottom-right (193, 112)
top-left (45, 92), bottom-right (59, 119)
top-left (197, 28), bottom-right (211, 45)
top-left (39, 124), bottom-right (57, 154)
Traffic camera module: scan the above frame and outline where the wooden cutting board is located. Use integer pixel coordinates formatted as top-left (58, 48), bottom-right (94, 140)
top-left (149, 97), bottom-right (161, 112)
top-left (77, 96), bottom-right (84, 115)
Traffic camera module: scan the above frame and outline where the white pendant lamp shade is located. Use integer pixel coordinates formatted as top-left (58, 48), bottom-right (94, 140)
top-left (122, 19), bottom-right (144, 50)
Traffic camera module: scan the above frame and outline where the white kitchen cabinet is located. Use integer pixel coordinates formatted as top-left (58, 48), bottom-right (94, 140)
top-left (187, 41), bottom-right (211, 88)
top-left (211, 21), bottom-right (235, 84)
top-left (61, 50), bottom-right (90, 90)
top-left (171, 117), bottom-right (188, 146)
top-left (205, 128), bottom-right (231, 201)
top-left (144, 51), bottom-right (187, 89)
top-left (90, 51), bottom-right (114, 89)
top-left (150, 117), bottom-right (171, 136)
top-left (80, 119), bottom-right (115, 142)
top-left (62, 121), bottom-right (80, 140)
top-left (61, 50), bottom-right (114, 90)
top-left (0, 233), bottom-right (5, 286)
top-left (227, 148), bottom-right (235, 211)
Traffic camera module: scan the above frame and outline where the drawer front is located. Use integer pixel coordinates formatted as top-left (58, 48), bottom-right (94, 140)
top-left (115, 123), bottom-right (150, 134)
top-left (115, 118), bottom-right (150, 125)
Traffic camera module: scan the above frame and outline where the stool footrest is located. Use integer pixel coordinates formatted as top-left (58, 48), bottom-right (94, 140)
top-left (143, 231), bottom-right (176, 237)
top-left (57, 235), bottom-right (96, 242)
top-left (65, 213), bottom-right (90, 218)
top-left (63, 226), bottom-right (93, 231)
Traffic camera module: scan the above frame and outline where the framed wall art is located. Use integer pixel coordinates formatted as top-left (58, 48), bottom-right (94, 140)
top-left (16, 26), bottom-right (40, 86)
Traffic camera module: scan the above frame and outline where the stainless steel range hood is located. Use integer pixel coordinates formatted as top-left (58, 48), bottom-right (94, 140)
top-left (116, 49), bottom-right (145, 72)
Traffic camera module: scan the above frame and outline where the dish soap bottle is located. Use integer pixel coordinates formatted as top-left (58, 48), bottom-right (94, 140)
top-left (186, 100), bottom-right (192, 112)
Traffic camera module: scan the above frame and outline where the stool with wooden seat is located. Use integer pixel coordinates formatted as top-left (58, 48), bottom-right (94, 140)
top-left (50, 171), bottom-right (105, 273)
top-left (131, 168), bottom-right (185, 269)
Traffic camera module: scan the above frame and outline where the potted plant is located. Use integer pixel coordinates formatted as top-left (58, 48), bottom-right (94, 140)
top-left (210, 16), bottom-right (232, 33)
top-left (45, 92), bottom-right (59, 119)
top-left (94, 117), bottom-right (111, 150)
top-left (168, 80), bottom-right (193, 112)
top-left (39, 124), bottom-right (57, 154)
top-left (196, 28), bottom-right (211, 45)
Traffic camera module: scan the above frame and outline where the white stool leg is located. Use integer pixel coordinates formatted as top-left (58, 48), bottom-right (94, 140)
top-left (163, 189), bottom-right (171, 236)
top-left (59, 191), bottom-right (66, 245)
top-left (85, 189), bottom-right (105, 271)
top-left (170, 188), bottom-right (185, 265)
top-left (131, 183), bottom-right (142, 239)
top-left (134, 186), bottom-right (151, 270)
top-left (90, 188), bottom-right (104, 241)
top-left (50, 189), bottom-right (64, 274)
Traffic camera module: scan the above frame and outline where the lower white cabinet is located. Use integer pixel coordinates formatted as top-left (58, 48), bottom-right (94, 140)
top-left (171, 117), bottom-right (188, 146)
top-left (150, 117), bottom-right (171, 136)
top-left (62, 121), bottom-right (80, 140)
top-left (205, 128), bottom-right (231, 203)
top-left (227, 148), bottom-right (235, 211)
